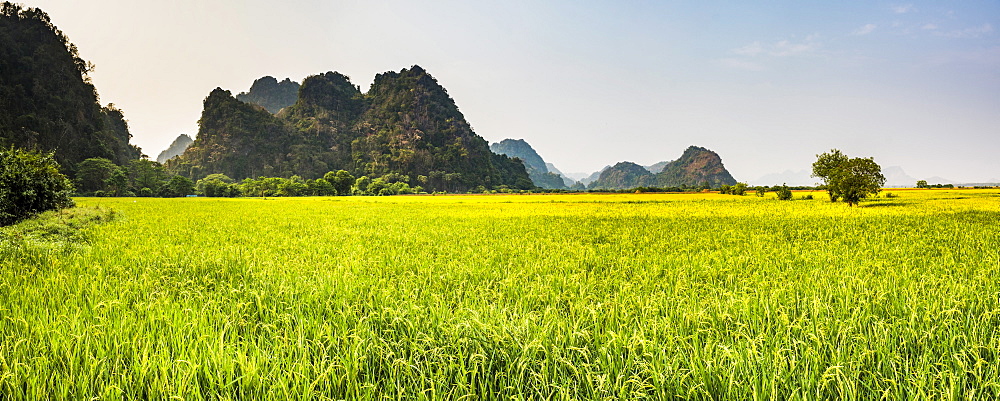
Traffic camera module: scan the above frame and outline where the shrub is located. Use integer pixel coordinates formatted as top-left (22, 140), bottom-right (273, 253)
top-left (776, 185), bottom-right (793, 201)
top-left (0, 147), bottom-right (75, 226)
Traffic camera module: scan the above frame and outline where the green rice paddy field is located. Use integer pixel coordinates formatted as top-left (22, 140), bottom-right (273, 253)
top-left (1, 190), bottom-right (999, 400)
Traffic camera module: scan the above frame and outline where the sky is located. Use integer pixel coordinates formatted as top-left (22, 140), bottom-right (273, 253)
top-left (28, 0), bottom-right (1000, 183)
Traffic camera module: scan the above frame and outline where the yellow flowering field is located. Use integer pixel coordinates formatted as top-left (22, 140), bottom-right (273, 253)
top-left (1, 190), bottom-right (998, 399)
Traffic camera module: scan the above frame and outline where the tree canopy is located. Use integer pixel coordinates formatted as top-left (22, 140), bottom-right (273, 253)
top-left (812, 149), bottom-right (886, 206)
top-left (0, 146), bottom-right (74, 225)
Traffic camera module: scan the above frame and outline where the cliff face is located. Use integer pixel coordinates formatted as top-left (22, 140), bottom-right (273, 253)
top-left (656, 146), bottom-right (736, 188)
top-left (235, 76), bottom-right (300, 114)
top-left (490, 139), bottom-right (567, 189)
top-left (169, 66), bottom-right (533, 191)
top-left (0, 4), bottom-right (142, 173)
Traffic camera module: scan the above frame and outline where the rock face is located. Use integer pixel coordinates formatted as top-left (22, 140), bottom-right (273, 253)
top-left (155, 134), bottom-right (193, 163)
top-left (656, 146), bottom-right (737, 188)
top-left (0, 4), bottom-right (142, 173)
top-left (235, 76), bottom-right (300, 114)
top-left (168, 66), bottom-right (533, 192)
top-left (490, 139), bottom-right (567, 189)
top-left (588, 146), bottom-right (737, 190)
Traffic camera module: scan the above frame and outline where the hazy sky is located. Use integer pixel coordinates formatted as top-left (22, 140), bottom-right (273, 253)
top-left (29, 0), bottom-right (1000, 182)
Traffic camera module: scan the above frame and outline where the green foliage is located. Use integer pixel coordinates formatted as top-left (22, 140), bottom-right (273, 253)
top-left (0, 146), bottom-right (74, 225)
top-left (813, 149), bottom-right (886, 206)
top-left (324, 170), bottom-right (355, 195)
top-left (916, 180), bottom-right (928, 189)
top-left (589, 146), bottom-right (737, 190)
top-left (196, 174), bottom-right (239, 197)
top-left (720, 182), bottom-right (748, 196)
top-left (755, 186), bottom-right (766, 197)
top-left (169, 67), bottom-right (534, 192)
top-left (490, 139), bottom-right (566, 189)
top-left (163, 175), bottom-right (194, 197)
top-left (74, 157), bottom-right (120, 194)
top-left (776, 184), bottom-right (793, 200)
top-left (0, 4), bottom-right (142, 171)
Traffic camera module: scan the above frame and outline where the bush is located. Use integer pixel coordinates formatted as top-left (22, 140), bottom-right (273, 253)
top-left (776, 185), bottom-right (793, 201)
top-left (0, 147), bottom-right (75, 226)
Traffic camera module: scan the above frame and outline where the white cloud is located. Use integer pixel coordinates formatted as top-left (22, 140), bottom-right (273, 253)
top-left (852, 24), bottom-right (877, 36)
top-left (770, 40), bottom-right (818, 56)
top-left (938, 24), bottom-right (994, 39)
top-left (892, 4), bottom-right (915, 14)
top-left (730, 37), bottom-right (821, 58)
top-left (733, 41), bottom-right (764, 56)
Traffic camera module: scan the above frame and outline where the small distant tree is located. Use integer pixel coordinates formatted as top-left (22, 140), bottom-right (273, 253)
top-left (776, 184), bottom-right (793, 200)
top-left (812, 149), bottom-right (886, 206)
top-left (916, 180), bottom-right (928, 188)
top-left (755, 186), bottom-right (766, 197)
top-left (731, 182), bottom-right (748, 196)
top-left (0, 147), bottom-right (75, 225)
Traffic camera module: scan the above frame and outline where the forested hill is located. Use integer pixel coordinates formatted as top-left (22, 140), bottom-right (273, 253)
top-left (0, 3), bottom-right (142, 173)
top-left (235, 76), bottom-right (299, 114)
top-left (155, 134), bottom-right (193, 163)
top-left (490, 139), bottom-right (567, 189)
top-left (588, 146), bottom-right (737, 189)
top-left (169, 66), bottom-right (534, 192)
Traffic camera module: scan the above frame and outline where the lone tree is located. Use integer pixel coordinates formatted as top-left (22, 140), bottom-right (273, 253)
top-left (0, 147), bottom-right (75, 225)
top-left (811, 149), bottom-right (886, 206)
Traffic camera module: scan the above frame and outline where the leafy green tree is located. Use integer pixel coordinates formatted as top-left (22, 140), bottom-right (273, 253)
top-left (307, 178), bottom-right (336, 196)
top-left (163, 175), bottom-right (195, 197)
top-left (105, 168), bottom-right (129, 196)
top-left (834, 158), bottom-right (885, 206)
top-left (127, 159), bottom-right (169, 194)
top-left (755, 186), bottom-right (766, 197)
top-left (354, 176), bottom-right (371, 194)
top-left (278, 176), bottom-right (308, 197)
top-left (916, 180), bottom-right (928, 189)
top-left (776, 184), bottom-right (793, 200)
top-left (811, 149), bottom-right (849, 202)
top-left (75, 157), bottom-right (119, 194)
top-left (731, 182), bottom-right (748, 196)
top-left (811, 149), bottom-right (885, 206)
top-left (196, 174), bottom-right (237, 197)
top-left (324, 170), bottom-right (355, 195)
top-left (0, 146), bottom-right (74, 225)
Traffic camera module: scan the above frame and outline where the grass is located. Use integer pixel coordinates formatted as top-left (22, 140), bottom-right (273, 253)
top-left (1, 190), bottom-right (998, 399)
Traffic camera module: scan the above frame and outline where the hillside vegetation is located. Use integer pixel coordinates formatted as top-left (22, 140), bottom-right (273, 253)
top-left (490, 138), bottom-right (567, 189)
top-left (169, 67), bottom-right (534, 192)
top-left (0, 3), bottom-right (141, 174)
top-left (589, 146), bottom-right (737, 189)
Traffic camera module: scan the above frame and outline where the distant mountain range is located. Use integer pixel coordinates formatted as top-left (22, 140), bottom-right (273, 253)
top-left (751, 166), bottom-right (964, 187)
top-left (490, 139), bottom-right (567, 189)
top-left (166, 66), bottom-right (534, 192)
top-left (587, 146), bottom-right (737, 190)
